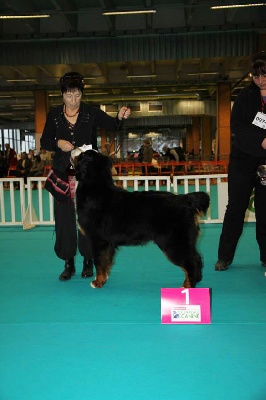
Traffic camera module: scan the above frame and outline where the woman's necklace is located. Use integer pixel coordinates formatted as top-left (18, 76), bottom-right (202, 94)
top-left (63, 104), bottom-right (79, 118)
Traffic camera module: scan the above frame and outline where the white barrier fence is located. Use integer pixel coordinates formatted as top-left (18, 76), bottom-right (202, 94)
top-left (0, 173), bottom-right (255, 229)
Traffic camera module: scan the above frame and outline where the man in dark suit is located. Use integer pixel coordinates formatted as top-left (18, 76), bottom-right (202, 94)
top-left (16, 152), bottom-right (32, 185)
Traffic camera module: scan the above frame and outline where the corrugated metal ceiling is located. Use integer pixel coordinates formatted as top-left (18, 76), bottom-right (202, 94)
top-left (0, 0), bottom-right (265, 126)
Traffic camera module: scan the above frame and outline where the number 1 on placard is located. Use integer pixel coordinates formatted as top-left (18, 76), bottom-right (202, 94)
top-left (181, 288), bottom-right (189, 304)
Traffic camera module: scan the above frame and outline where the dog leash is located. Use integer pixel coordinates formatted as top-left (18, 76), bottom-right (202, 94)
top-left (70, 107), bottom-right (129, 161)
top-left (112, 107), bottom-right (129, 157)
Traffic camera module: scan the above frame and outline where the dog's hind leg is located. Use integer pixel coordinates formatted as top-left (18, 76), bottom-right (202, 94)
top-left (180, 267), bottom-right (193, 288)
top-left (178, 251), bottom-right (203, 288)
top-left (169, 251), bottom-right (202, 288)
top-left (91, 243), bottom-right (116, 289)
top-left (157, 238), bottom-right (203, 288)
top-left (180, 252), bottom-right (202, 288)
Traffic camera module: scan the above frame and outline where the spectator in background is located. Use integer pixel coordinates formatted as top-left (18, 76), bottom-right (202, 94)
top-left (28, 149), bottom-right (35, 160)
top-left (16, 151), bottom-right (32, 187)
top-left (189, 148), bottom-right (195, 159)
top-left (175, 146), bottom-right (186, 162)
top-left (137, 144), bottom-right (144, 162)
top-left (140, 139), bottom-right (156, 179)
top-left (39, 148), bottom-right (53, 163)
top-left (162, 144), bottom-right (179, 161)
top-left (30, 154), bottom-right (45, 189)
top-left (142, 139), bottom-right (153, 163)
top-left (4, 143), bottom-right (17, 170)
top-left (0, 152), bottom-right (6, 177)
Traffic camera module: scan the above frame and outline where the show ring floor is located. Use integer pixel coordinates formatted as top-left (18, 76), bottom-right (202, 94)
top-left (0, 223), bottom-right (265, 400)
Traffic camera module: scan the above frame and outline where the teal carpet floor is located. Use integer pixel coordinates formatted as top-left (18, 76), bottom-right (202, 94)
top-left (0, 223), bottom-right (266, 400)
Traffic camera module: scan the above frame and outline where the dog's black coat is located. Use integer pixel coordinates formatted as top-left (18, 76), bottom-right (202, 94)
top-left (75, 150), bottom-right (210, 288)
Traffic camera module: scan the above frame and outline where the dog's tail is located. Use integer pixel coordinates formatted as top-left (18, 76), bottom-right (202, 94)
top-left (183, 191), bottom-right (210, 215)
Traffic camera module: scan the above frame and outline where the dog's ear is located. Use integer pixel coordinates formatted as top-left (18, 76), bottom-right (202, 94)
top-left (75, 151), bottom-right (91, 181)
top-left (184, 192), bottom-right (210, 215)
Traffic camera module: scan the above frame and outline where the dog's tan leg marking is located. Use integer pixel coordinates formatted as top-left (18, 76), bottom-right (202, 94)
top-left (162, 251), bottom-right (192, 288)
top-left (181, 267), bottom-right (192, 288)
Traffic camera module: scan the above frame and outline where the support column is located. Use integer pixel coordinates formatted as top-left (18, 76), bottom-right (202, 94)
top-left (191, 117), bottom-right (200, 157)
top-left (185, 125), bottom-right (192, 152)
top-left (216, 82), bottom-right (231, 160)
top-left (201, 116), bottom-right (212, 160)
top-left (34, 90), bottom-right (49, 151)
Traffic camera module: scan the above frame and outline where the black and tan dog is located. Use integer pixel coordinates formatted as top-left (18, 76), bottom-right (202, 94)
top-left (75, 150), bottom-right (210, 289)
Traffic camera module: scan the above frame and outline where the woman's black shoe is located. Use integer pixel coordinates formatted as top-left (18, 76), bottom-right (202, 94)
top-left (214, 259), bottom-right (232, 271)
top-left (59, 258), bottom-right (76, 281)
top-left (81, 258), bottom-right (94, 278)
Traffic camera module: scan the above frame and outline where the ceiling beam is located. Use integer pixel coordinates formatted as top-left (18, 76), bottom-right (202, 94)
top-left (50, 0), bottom-right (78, 32)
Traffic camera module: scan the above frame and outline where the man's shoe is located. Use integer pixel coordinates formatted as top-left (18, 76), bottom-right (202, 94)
top-left (261, 261), bottom-right (266, 267)
top-left (215, 259), bottom-right (232, 271)
top-left (81, 258), bottom-right (94, 278)
top-left (59, 258), bottom-right (76, 281)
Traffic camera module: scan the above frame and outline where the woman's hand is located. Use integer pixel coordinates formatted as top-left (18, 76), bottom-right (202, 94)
top-left (118, 106), bottom-right (131, 121)
top-left (57, 140), bottom-right (74, 152)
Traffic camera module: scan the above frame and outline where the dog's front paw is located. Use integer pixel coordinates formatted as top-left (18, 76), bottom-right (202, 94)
top-left (182, 279), bottom-right (193, 288)
top-left (90, 274), bottom-right (108, 288)
top-left (90, 280), bottom-right (100, 288)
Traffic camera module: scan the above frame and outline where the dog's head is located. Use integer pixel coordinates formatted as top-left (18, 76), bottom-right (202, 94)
top-left (257, 165), bottom-right (266, 186)
top-left (75, 150), bottom-right (113, 183)
top-left (183, 191), bottom-right (210, 216)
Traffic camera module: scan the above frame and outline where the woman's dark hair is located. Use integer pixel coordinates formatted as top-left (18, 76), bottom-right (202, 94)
top-left (252, 51), bottom-right (266, 77)
top-left (59, 72), bottom-right (84, 94)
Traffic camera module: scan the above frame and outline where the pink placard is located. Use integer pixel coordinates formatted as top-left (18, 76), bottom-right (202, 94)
top-left (161, 288), bottom-right (211, 324)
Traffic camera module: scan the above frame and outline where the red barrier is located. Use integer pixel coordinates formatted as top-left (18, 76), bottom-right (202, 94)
top-left (112, 160), bottom-right (229, 176)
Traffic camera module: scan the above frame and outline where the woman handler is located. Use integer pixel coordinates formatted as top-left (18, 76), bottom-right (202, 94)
top-left (40, 72), bottom-right (130, 280)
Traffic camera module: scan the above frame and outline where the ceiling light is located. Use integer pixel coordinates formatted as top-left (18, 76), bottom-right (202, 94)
top-left (183, 88), bottom-right (208, 91)
top-left (133, 89), bottom-right (158, 93)
top-left (187, 72), bottom-right (218, 76)
top-left (0, 14), bottom-right (50, 19)
top-left (7, 79), bottom-right (37, 82)
top-left (211, 3), bottom-right (266, 9)
top-left (102, 9), bottom-right (156, 16)
top-left (12, 117), bottom-right (29, 121)
top-left (127, 74), bottom-right (157, 78)
top-left (145, 132), bottom-right (161, 138)
top-left (85, 91), bottom-right (109, 95)
top-left (10, 104), bottom-right (32, 108)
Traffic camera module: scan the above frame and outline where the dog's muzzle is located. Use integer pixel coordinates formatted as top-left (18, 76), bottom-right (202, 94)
top-left (257, 165), bottom-right (266, 185)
